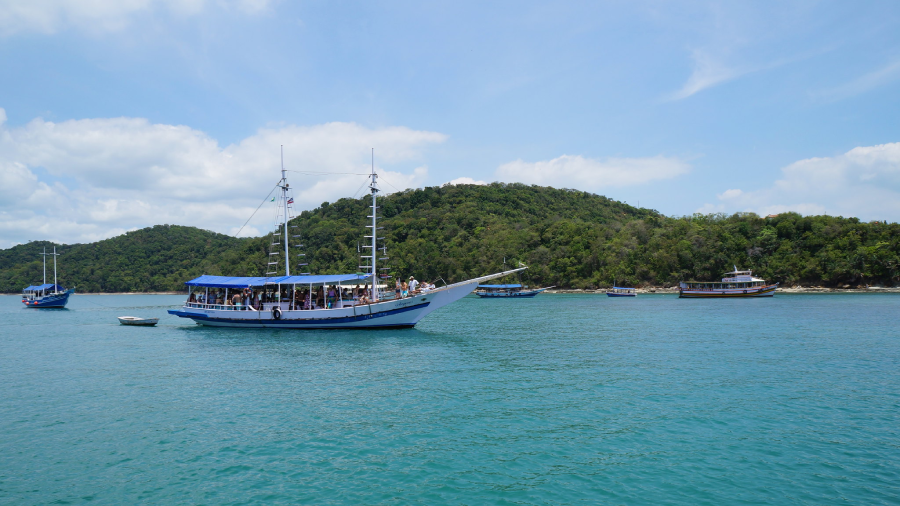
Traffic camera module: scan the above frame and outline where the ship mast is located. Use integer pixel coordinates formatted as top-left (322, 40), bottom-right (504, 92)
top-left (281, 146), bottom-right (290, 276)
top-left (53, 246), bottom-right (58, 290)
top-left (40, 247), bottom-right (47, 286)
top-left (369, 149), bottom-right (379, 301)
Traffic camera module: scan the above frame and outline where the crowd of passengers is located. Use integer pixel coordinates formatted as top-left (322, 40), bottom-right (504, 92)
top-left (186, 275), bottom-right (437, 310)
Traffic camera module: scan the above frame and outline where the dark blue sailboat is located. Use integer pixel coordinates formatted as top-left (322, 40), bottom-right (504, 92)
top-left (22, 247), bottom-right (73, 308)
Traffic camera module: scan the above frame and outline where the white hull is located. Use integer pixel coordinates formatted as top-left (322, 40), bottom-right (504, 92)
top-left (168, 269), bottom-right (519, 329)
top-left (118, 316), bottom-right (160, 326)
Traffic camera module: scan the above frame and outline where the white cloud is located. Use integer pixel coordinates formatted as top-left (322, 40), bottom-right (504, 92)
top-left (494, 154), bottom-right (689, 191)
top-left (668, 50), bottom-right (748, 101)
top-left (703, 142), bottom-right (900, 220)
top-left (0, 0), bottom-right (268, 36)
top-left (444, 177), bottom-right (487, 186)
top-left (0, 107), bottom-right (445, 247)
top-left (718, 188), bottom-right (742, 199)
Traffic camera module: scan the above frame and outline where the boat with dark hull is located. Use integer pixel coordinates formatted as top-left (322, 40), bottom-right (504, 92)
top-left (474, 284), bottom-right (550, 298)
top-left (168, 153), bottom-right (521, 329)
top-left (606, 287), bottom-right (636, 297)
top-left (22, 247), bottom-right (74, 308)
top-left (679, 268), bottom-right (778, 298)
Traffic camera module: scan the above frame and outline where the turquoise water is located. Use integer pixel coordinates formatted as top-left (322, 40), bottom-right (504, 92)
top-left (1, 293), bottom-right (898, 505)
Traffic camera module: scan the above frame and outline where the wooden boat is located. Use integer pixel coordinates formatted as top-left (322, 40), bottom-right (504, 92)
top-left (679, 268), bottom-right (778, 298)
top-left (606, 286), bottom-right (636, 297)
top-left (118, 316), bottom-right (160, 326)
top-left (474, 284), bottom-right (552, 298)
top-left (168, 153), bottom-right (522, 329)
top-left (22, 246), bottom-right (74, 308)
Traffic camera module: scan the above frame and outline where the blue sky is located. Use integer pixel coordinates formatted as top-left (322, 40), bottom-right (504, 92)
top-left (1, 0), bottom-right (899, 247)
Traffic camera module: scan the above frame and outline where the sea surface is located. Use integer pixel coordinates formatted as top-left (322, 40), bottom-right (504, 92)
top-left (1, 292), bottom-right (898, 505)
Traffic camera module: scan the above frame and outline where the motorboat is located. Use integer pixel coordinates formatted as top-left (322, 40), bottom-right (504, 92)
top-left (679, 268), bottom-right (778, 298)
top-left (474, 284), bottom-right (551, 298)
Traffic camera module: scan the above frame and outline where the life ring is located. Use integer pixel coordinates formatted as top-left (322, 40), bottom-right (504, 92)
top-left (272, 306), bottom-right (282, 320)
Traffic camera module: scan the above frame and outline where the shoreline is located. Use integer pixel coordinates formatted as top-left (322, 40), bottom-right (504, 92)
top-left (0, 292), bottom-right (185, 296)
top-left (4, 287), bottom-right (900, 296)
top-left (545, 286), bottom-right (900, 294)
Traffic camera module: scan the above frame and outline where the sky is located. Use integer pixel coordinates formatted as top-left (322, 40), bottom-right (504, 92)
top-left (1, 0), bottom-right (900, 247)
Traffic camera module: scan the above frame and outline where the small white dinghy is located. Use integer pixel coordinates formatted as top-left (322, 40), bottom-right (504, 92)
top-left (118, 316), bottom-right (159, 326)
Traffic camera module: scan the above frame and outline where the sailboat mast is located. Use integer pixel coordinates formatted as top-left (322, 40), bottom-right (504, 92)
top-left (42, 247), bottom-right (46, 286)
top-left (282, 146), bottom-right (290, 276)
top-left (370, 148), bottom-right (378, 302)
top-left (53, 246), bottom-right (58, 289)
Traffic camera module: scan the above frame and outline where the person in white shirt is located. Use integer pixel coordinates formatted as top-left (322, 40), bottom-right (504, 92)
top-left (408, 276), bottom-right (419, 294)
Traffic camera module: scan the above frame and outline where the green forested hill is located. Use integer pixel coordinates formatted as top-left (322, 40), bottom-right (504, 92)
top-left (2, 183), bottom-right (899, 292)
top-left (0, 225), bottom-right (253, 292)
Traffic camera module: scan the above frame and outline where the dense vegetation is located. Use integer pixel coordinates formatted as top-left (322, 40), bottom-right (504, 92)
top-left (2, 183), bottom-right (899, 292)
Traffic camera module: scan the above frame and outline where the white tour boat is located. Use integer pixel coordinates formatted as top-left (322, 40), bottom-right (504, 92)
top-left (168, 155), bottom-right (524, 329)
top-left (679, 268), bottom-right (778, 298)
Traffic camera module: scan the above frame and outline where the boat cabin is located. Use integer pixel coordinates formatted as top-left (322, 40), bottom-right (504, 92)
top-left (182, 274), bottom-right (400, 312)
top-left (475, 284), bottom-right (524, 295)
top-left (681, 269), bottom-right (767, 290)
top-left (22, 283), bottom-right (65, 299)
top-left (607, 286), bottom-right (637, 296)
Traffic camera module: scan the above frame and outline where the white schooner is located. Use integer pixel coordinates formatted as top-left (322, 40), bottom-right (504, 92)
top-left (168, 153), bottom-right (523, 329)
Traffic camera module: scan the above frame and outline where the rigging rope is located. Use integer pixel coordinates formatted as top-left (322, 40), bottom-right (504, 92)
top-left (233, 180), bottom-right (281, 238)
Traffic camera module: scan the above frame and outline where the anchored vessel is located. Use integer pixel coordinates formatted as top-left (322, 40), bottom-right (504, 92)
top-left (474, 284), bottom-right (550, 298)
top-left (22, 246), bottom-right (74, 308)
top-left (169, 154), bottom-right (523, 329)
top-left (606, 286), bottom-right (636, 297)
top-left (679, 268), bottom-right (778, 298)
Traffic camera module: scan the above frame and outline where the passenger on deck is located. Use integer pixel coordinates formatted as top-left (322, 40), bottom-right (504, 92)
top-left (252, 291), bottom-right (259, 309)
top-left (358, 284), bottom-right (370, 304)
top-left (232, 292), bottom-right (241, 306)
top-left (395, 280), bottom-right (402, 299)
top-left (401, 281), bottom-right (408, 298)
top-left (327, 286), bottom-right (336, 308)
top-left (316, 286), bottom-right (324, 308)
top-left (408, 276), bottom-right (419, 294)
top-left (188, 293), bottom-right (196, 303)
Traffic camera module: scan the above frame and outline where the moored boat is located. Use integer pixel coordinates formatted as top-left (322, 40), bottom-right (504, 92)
top-left (118, 316), bottom-right (159, 326)
top-left (22, 247), bottom-right (74, 308)
top-left (679, 268), bottom-right (778, 298)
top-left (606, 286), bottom-right (636, 297)
top-left (474, 284), bottom-right (550, 298)
top-left (168, 154), bottom-right (522, 329)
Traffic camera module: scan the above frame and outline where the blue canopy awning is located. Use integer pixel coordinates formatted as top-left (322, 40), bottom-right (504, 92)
top-left (184, 276), bottom-right (277, 289)
top-left (612, 286), bottom-right (636, 290)
top-left (24, 284), bottom-right (64, 291)
top-left (277, 274), bottom-right (372, 285)
top-left (477, 284), bottom-right (522, 289)
top-left (185, 274), bottom-right (373, 289)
